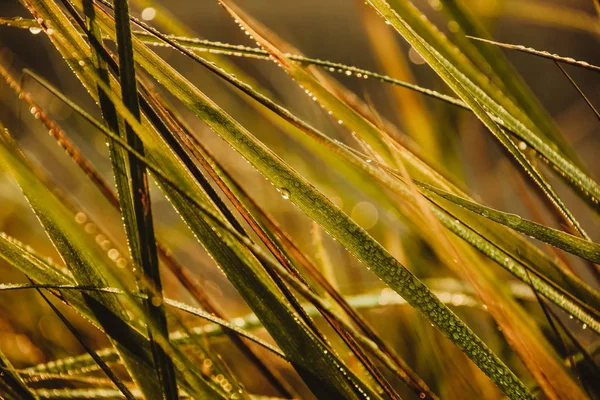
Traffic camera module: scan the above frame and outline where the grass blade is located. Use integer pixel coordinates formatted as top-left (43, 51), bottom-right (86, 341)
top-left (110, 0), bottom-right (177, 396)
top-left (33, 285), bottom-right (136, 400)
top-left (554, 62), bottom-right (600, 123)
top-left (468, 37), bottom-right (600, 73)
top-left (0, 350), bottom-right (38, 400)
top-left (414, 181), bottom-right (600, 264)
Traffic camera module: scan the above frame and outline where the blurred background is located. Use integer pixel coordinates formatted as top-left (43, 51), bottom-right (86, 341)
top-left (0, 0), bottom-right (599, 398)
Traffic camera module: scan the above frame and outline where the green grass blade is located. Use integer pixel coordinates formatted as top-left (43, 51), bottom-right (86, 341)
top-left (110, 0), bottom-right (177, 395)
top-left (0, 350), bottom-right (38, 400)
top-left (0, 121), bottom-right (166, 400)
top-left (384, 1), bottom-right (600, 221)
top-left (132, 0), bottom-right (598, 324)
top-left (0, 281), bottom-right (288, 363)
top-left (44, 33), bottom-right (600, 342)
top-left (554, 62), bottom-right (600, 123)
top-left (418, 182), bottom-right (600, 264)
top-left (33, 285), bottom-right (136, 400)
top-left (40, 55), bottom-right (380, 399)
top-left (468, 37), bottom-right (600, 73)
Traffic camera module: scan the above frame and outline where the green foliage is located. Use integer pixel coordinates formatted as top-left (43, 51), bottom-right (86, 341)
top-left (0, 0), bottom-right (599, 399)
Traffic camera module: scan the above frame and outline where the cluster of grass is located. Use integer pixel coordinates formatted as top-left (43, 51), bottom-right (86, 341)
top-left (0, 0), bottom-right (599, 399)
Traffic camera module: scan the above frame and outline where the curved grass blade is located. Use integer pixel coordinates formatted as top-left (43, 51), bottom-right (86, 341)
top-left (4, 61), bottom-right (279, 392)
top-left (369, 1), bottom-right (593, 236)
top-left (2, 15), bottom-right (597, 141)
top-left (48, 63), bottom-right (382, 400)
top-left (215, 2), bottom-right (596, 395)
top-left (383, 2), bottom-right (600, 224)
top-left (120, 0), bottom-right (596, 334)
top-left (0, 282), bottom-right (287, 362)
top-left (25, 2), bottom-right (596, 396)
top-left (161, 110), bottom-right (438, 398)
top-left (0, 119), bottom-right (164, 399)
top-left (403, 3), bottom-right (600, 226)
top-left (362, 7), bottom-right (441, 160)
top-left (145, 89), bottom-right (425, 399)
top-left (127, 0), bottom-right (600, 322)
top-left (18, 64), bottom-right (294, 399)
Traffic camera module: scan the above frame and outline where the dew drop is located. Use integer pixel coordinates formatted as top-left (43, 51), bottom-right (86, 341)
top-left (151, 296), bottom-right (162, 307)
top-left (518, 141), bottom-right (527, 151)
top-left (29, 27), bottom-right (42, 35)
top-left (280, 188), bottom-right (290, 200)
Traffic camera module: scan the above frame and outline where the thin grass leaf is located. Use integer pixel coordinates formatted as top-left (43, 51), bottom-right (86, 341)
top-left (181, 129), bottom-right (438, 398)
top-left (2, 62), bottom-right (276, 397)
top-left (0, 281), bottom-right (288, 362)
top-left (141, 89), bottom-right (419, 399)
top-left (385, 2), bottom-right (600, 229)
top-left (365, 2), bottom-right (595, 398)
top-left (395, 4), bottom-right (600, 230)
top-left (110, 0), bottom-right (177, 395)
top-left (362, 7), bottom-right (441, 160)
top-left (554, 62), bottom-right (600, 123)
top-left (2, 15), bottom-right (597, 139)
top-left (108, 0), bottom-right (593, 334)
top-left (415, 181), bottom-right (600, 264)
top-left (382, 5), bottom-right (592, 225)
top-left (129, 0), bottom-right (599, 325)
top-left (33, 284), bottom-right (136, 400)
top-left (34, 14), bottom-right (286, 395)
top-left (0, 121), bottom-right (165, 399)
top-left (0, 350), bottom-right (38, 400)
top-left (0, 236), bottom-right (253, 399)
top-left (468, 37), bottom-right (600, 73)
